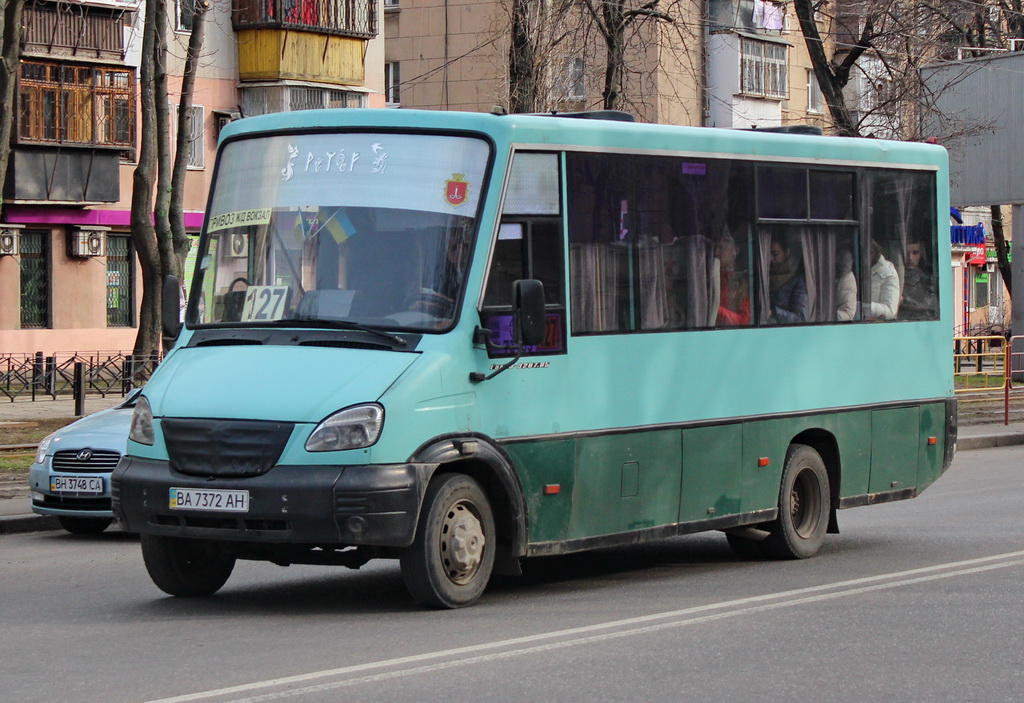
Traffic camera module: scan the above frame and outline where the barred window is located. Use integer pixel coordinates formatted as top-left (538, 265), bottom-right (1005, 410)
top-left (106, 234), bottom-right (133, 327)
top-left (20, 231), bottom-right (50, 329)
top-left (18, 61), bottom-right (135, 148)
top-left (740, 38), bottom-right (788, 99)
top-left (171, 104), bottom-right (205, 168)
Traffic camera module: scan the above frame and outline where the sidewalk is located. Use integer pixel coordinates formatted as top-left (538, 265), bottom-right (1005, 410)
top-left (2, 399), bottom-right (1024, 535)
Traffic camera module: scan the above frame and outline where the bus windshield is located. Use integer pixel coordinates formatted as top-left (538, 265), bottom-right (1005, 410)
top-left (189, 132), bottom-right (490, 331)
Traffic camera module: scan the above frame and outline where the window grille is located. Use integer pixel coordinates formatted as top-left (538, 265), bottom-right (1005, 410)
top-left (20, 231), bottom-right (49, 329)
top-left (241, 85), bottom-right (365, 116)
top-left (106, 234), bottom-right (133, 327)
top-left (18, 61), bottom-right (135, 148)
top-left (807, 69), bottom-right (824, 114)
top-left (740, 38), bottom-right (788, 99)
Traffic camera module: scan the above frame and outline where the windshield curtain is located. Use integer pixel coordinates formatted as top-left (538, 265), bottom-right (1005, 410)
top-left (189, 132), bottom-right (490, 331)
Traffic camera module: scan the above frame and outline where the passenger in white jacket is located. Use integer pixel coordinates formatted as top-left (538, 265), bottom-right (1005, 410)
top-left (864, 242), bottom-right (900, 320)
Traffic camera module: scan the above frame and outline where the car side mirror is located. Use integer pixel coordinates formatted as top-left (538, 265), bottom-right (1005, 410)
top-left (514, 279), bottom-right (545, 347)
top-left (162, 275), bottom-right (183, 341)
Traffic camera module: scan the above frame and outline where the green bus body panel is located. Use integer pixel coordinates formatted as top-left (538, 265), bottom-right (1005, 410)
top-left (870, 408), bottom-right (921, 494)
top-left (499, 403), bottom-right (944, 546)
top-left (680, 425), bottom-right (744, 523)
top-left (569, 432), bottom-right (682, 539)
top-left (503, 439), bottom-right (575, 544)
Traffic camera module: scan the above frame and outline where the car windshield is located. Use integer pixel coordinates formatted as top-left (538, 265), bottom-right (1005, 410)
top-left (188, 132), bottom-right (490, 332)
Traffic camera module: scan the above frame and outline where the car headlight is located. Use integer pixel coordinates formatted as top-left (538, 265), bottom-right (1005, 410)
top-left (306, 404), bottom-right (384, 452)
top-left (35, 434), bottom-right (54, 464)
top-left (129, 395), bottom-right (155, 445)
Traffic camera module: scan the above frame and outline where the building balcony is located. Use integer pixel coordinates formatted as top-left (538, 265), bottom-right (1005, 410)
top-left (232, 0), bottom-right (377, 38)
top-left (22, 3), bottom-right (131, 63)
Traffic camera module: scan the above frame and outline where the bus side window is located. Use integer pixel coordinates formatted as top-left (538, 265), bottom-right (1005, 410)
top-left (480, 152), bottom-right (565, 355)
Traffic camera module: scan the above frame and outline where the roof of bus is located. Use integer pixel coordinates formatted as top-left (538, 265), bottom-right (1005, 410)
top-left (220, 108), bottom-right (947, 170)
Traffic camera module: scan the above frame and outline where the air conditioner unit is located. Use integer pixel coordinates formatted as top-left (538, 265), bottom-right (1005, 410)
top-left (0, 227), bottom-right (20, 256)
top-left (70, 228), bottom-right (107, 258)
top-left (228, 233), bottom-right (249, 258)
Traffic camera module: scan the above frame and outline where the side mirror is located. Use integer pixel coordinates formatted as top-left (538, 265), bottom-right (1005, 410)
top-left (162, 275), bottom-right (183, 341)
top-left (514, 279), bottom-right (545, 347)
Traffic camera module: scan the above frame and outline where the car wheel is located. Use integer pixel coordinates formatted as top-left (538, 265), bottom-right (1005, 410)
top-left (57, 516), bottom-right (113, 535)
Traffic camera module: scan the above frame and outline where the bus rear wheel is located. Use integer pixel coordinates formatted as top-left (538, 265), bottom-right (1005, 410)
top-left (140, 534), bottom-right (235, 597)
top-left (763, 444), bottom-right (830, 560)
top-left (400, 473), bottom-right (495, 609)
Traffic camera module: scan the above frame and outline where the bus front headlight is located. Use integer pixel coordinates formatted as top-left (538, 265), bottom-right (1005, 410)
top-left (306, 404), bottom-right (384, 452)
top-left (129, 396), bottom-right (155, 445)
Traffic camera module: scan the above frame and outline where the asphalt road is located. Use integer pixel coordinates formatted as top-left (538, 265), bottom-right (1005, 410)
top-left (4, 445), bottom-right (1023, 703)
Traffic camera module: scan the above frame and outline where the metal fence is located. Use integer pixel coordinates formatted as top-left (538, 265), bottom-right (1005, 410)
top-left (953, 335), bottom-right (1024, 425)
top-left (0, 351), bottom-right (160, 402)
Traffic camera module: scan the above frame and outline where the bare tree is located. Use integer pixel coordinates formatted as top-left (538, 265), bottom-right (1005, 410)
top-left (131, 0), bottom-right (165, 356)
top-left (131, 0), bottom-right (209, 354)
top-left (0, 0), bottom-right (26, 216)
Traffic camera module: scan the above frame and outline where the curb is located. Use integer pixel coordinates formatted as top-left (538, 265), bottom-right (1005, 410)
top-left (0, 513), bottom-right (61, 535)
top-left (957, 433), bottom-right (1024, 451)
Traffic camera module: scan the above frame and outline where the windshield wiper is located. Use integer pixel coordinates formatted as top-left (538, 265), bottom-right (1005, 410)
top-left (277, 317), bottom-right (408, 347)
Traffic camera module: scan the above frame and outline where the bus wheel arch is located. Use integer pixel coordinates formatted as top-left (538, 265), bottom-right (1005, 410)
top-left (400, 472), bottom-right (496, 608)
top-left (791, 429), bottom-right (840, 535)
top-left (411, 436), bottom-right (527, 574)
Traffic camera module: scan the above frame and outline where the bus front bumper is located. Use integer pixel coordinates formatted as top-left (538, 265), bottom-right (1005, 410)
top-left (111, 457), bottom-right (432, 546)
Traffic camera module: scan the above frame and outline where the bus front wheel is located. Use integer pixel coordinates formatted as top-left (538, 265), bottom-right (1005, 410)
top-left (400, 473), bottom-right (496, 609)
top-left (763, 444), bottom-right (830, 560)
top-left (140, 534), bottom-right (235, 597)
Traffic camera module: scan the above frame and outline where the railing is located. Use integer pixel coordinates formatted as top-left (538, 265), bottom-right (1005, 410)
top-left (0, 351), bottom-right (160, 403)
top-left (953, 335), bottom-right (1024, 425)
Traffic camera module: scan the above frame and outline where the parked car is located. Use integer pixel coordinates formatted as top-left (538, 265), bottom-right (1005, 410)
top-left (29, 389), bottom-right (140, 534)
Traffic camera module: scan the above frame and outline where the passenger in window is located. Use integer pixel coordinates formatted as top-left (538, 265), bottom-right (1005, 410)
top-left (835, 248), bottom-right (858, 321)
top-left (899, 241), bottom-right (936, 320)
top-left (768, 236), bottom-right (808, 324)
top-left (863, 240), bottom-right (900, 320)
top-left (715, 233), bottom-right (750, 326)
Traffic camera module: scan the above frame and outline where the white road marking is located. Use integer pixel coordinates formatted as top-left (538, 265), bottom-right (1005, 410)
top-left (147, 549), bottom-right (1024, 703)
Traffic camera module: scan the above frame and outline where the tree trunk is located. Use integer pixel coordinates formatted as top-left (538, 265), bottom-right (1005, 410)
top-left (169, 1), bottom-right (208, 271)
top-left (601, 1), bottom-right (626, 110)
top-left (991, 205), bottom-right (1011, 297)
top-left (792, 0), bottom-right (861, 136)
top-left (131, 0), bottom-right (163, 356)
top-left (0, 0), bottom-right (26, 215)
top-left (508, 0), bottom-right (538, 113)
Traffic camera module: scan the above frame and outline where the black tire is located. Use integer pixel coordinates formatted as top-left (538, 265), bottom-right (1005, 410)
top-left (58, 516), bottom-right (113, 535)
top-left (140, 534), bottom-right (235, 597)
top-left (762, 443), bottom-right (830, 560)
top-left (725, 531), bottom-right (766, 560)
top-left (400, 473), bottom-right (496, 609)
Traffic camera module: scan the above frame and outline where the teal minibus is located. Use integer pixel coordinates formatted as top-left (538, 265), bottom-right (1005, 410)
top-left (112, 108), bottom-right (956, 608)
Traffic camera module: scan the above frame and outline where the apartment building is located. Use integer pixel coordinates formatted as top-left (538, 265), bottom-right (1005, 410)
top-left (383, 0), bottom-right (825, 129)
top-left (0, 0), bottom-right (385, 357)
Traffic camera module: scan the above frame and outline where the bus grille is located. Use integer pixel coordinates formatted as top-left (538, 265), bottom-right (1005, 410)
top-left (161, 418), bottom-right (294, 478)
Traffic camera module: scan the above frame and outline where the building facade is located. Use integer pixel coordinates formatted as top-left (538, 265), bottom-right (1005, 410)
top-left (1, 0), bottom-right (385, 357)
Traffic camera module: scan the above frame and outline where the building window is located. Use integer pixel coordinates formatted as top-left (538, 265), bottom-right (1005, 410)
top-left (106, 234), bottom-right (133, 327)
top-left (176, 0), bottom-right (195, 31)
top-left (18, 61), bottom-right (135, 148)
top-left (171, 104), bottom-right (205, 168)
top-left (240, 85), bottom-right (365, 116)
top-left (740, 38), bottom-right (788, 99)
top-left (565, 57), bottom-right (585, 100)
top-left (385, 62), bottom-right (400, 106)
top-left (20, 230), bottom-right (49, 329)
top-left (807, 69), bottom-right (824, 114)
